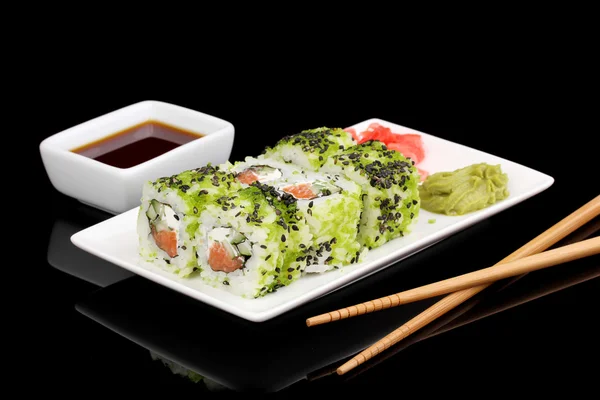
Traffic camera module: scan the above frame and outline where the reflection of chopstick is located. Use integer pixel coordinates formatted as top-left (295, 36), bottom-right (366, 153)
top-left (342, 262), bottom-right (600, 382)
top-left (307, 237), bottom-right (600, 327)
top-left (428, 264), bottom-right (600, 339)
top-left (334, 194), bottom-right (600, 375)
top-left (337, 218), bottom-right (600, 381)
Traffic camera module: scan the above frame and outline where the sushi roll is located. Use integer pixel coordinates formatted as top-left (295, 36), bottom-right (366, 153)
top-left (193, 185), bottom-right (312, 298)
top-left (230, 155), bottom-right (364, 272)
top-left (321, 140), bottom-right (421, 249)
top-left (253, 170), bottom-right (364, 273)
top-left (137, 163), bottom-right (242, 277)
top-left (260, 127), bottom-right (357, 171)
top-left (230, 156), bottom-right (303, 186)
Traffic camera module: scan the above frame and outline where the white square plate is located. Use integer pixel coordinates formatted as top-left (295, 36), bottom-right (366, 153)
top-left (71, 118), bottom-right (554, 322)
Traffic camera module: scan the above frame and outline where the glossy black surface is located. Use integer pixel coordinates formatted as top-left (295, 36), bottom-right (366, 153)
top-left (28, 72), bottom-right (598, 395)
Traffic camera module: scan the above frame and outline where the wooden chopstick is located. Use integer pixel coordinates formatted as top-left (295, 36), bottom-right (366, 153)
top-left (335, 194), bottom-right (600, 375)
top-left (306, 236), bottom-right (600, 327)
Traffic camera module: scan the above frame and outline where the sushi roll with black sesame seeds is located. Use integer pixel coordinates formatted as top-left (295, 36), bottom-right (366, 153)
top-left (252, 170), bottom-right (365, 273)
top-left (137, 163), bottom-right (243, 277)
top-left (193, 185), bottom-right (312, 298)
top-left (321, 140), bottom-right (421, 249)
top-left (230, 156), bottom-right (304, 186)
top-left (260, 127), bottom-right (357, 171)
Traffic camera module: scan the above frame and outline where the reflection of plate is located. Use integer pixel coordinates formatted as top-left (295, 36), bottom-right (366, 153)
top-left (71, 118), bottom-right (554, 322)
top-left (47, 205), bottom-right (134, 287)
top-left (74, 219), bottom-right (599, 392)
top-left (75, 259), bottom-right (442, 392)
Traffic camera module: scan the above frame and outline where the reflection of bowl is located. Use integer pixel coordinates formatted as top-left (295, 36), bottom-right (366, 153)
top-left (40, 100), bottom-right (235, 214)
top-left (47, 205), bottom-right (134, 287)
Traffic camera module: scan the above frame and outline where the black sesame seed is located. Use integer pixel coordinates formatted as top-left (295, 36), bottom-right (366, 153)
top-left (164, 259), bottom-right (170, 264)
top-left (265, 255), bottom-right (272, 261)
top-left (308, 201), bottom-right (314, 208)
top-left (292, 225), bottom-right (299, 231)
top-left (412, 199), bottom-right (418, 205)
top-left (287, 274), bottom-right (293, 280)
top-left (275, 267), bottom-right (280, 273)
top-left (173, 214), bottom-right (180, 220)
top-left (235, 211), bottom-right (242, 217)
top-left (181, 245), bottom-right (187, 250)
top-left (260, 245), bottom-right (267, 249)
top-left (281, 234), bottom-right (286, 242)
top-left (222, 206), bottom-right (228, 211)
top-left (223, 281), bottom-right (230, 285)
top-left (287, 268), bottom-right (294, 272)
top-left (299, 243), bottom-right (306, 248)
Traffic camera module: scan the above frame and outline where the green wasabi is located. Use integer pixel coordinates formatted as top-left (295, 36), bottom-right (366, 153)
top-left (419, 163), bottom-right (509, 216)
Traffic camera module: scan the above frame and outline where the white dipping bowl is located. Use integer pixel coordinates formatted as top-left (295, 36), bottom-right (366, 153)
top-left (40, 100), bottom-right (235, 214)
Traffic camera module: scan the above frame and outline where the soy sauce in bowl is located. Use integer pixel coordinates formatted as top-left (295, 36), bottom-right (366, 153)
top-left (71, 120), bottom-right (205, 169)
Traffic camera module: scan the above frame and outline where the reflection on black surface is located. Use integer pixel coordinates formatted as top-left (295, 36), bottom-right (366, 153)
top-left (335, 217), bottom-right (600, 381)
top-left (149, 351), bottom-right (228, 391)
top-left (73, 217), bottom-right (599, 392)
top-left (47, 203), bottom-right (134, 287)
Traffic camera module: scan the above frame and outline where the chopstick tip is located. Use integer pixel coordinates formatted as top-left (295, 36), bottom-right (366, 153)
top-left (306, 314), bottom-right (332, 327)
top-left (337, 359), bottom-right (359, 375)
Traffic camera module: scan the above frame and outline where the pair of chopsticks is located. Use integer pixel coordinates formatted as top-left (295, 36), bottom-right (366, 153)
top-left (306, 194), bottom-right (600, 375)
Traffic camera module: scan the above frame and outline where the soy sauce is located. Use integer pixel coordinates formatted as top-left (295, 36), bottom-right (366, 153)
top-left (71, 120), bottom-right (205, 169)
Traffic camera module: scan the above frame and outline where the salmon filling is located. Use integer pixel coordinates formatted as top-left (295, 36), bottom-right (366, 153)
top-left (281, 183), bottom-right (317, 199)
top-left (151, 225), bottom-right (178, 257)
top-left (280, 180), bottom-right (341, 200)
top-left (236, 165), bottom-right (282, 185)
top-left (206, 227), bottom-right (253, 273)
top-left (146, 200), bottom-right (180, 258)
top-left (208, 242), bottom-right (245, 273)
top-left (236, 169), bottom-right (259, 185)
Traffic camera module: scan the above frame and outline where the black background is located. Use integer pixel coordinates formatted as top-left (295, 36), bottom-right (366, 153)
top-left (17, 23), bottom-right (600, 395)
